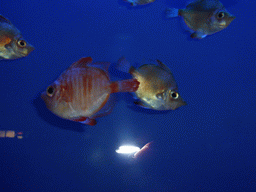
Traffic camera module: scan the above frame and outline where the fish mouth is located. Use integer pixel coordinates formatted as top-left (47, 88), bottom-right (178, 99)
top-left (26, 44), bottom-right (35, 54)
top-left (219, 21), bottom-right (227, 28)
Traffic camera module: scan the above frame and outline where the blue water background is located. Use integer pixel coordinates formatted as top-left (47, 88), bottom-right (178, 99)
top-left (1, 0), bottom-right (255, 191)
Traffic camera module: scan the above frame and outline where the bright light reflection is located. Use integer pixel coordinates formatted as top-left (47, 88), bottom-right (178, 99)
top-left (116, 145), bottom-right (140, 154)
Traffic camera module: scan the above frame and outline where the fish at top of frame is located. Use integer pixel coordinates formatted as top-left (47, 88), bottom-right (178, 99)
top-left (0, 15), bottom-right (34, 60)
top-left (165, 0), bottom-right (235, 39)
top-left (123, 0), bottom-right (156, 7)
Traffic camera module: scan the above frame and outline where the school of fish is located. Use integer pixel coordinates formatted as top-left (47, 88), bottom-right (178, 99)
top-left (0, 0), bottom-right (236, 125)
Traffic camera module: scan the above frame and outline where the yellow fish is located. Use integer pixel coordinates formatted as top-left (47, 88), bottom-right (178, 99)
top-left (166, 0), bottom-right (235, 39)
top-left (0, 15), bottom-right (34, 60)
top-left (117, 57), bottom-right (186, 110)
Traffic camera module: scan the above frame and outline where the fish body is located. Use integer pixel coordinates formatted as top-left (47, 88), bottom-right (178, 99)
top-left (0, 15), bottom-right (34, 60)
top-left (124, 0), bottom-right (155, 6)
top-left (41, 57), bottom-right (139, 125)
top-left (117, 57), bottom-right (186, 110)
top-left (166, 0), bottom-right (235, 39)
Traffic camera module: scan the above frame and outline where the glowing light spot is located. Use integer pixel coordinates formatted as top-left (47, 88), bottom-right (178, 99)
top-left (115, 145), bottom-right (140, 154)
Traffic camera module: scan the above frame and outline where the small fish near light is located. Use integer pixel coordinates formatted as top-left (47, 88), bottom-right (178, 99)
top-left (123, 0), bottom-right (156, 7)
top-left (0, 15), bottom-right (34, 60)
top-left (165, 0), bottom-right (235, 39)
top-left (115, 142), bottom-right (154, 160)
top-left (133, 141), bottom-right (153, 159)
top-left (41, 57), bottom-right (139, 126)
top-left (117, 57), bottom-right (186, 111)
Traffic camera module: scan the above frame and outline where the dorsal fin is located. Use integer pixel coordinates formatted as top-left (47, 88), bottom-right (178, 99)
top-left (155, 59), bottom-right (172, 74)
top-left (186, 0), bottom-right (224, 11)
top-left (69, 57), bottom-right (93, 69)
top-left (156, 59), bottom-right (178, 89)
top-left (0, 15), bottom-right (12, 25)
top-left (90, 62), bottom-right (111, 73)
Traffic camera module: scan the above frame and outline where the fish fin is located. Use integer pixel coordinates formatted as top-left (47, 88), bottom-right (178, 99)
top-left (156, 91), bottom-right (165, 100)
top-left (0, 15), bottom-right (12, 25)
top-left (190, 32), bottom-right (207, 39)
top-left (155, 60), bottom-right (172, 74)
top-left (155, 60), bottom-right (177, 87)
top-left (134, 101), bottom-right (151, 109)
top-left (117, 56), bottom-right (133, 74)
top-left (186, 0), bottom-right (224, 11)
top-left (165, 8), bottom-right (180, 18)
top-left (110, 79), bottom-right (139, 93)
top-left (92, 94), bottom-right (116, 119)
top-left (186, 0), bottom-right (204, 8)
top-left (72, 117), bottom-right (97, 126)
top-left (69, 57), bottom-right (93, 69)
top-left (90, 62), bottom-right (111, 73)
top-left (129, 66), bottom-right (136, 75)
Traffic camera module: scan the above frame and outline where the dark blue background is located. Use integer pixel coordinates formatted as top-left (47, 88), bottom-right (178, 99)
top-left (1, 0), bottom-right (255, 191)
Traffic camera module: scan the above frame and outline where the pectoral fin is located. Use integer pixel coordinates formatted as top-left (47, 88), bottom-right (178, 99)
top-left (190, 32), bottom-right (207, 39)
top-left (134, 101), bottom-right (151, 109)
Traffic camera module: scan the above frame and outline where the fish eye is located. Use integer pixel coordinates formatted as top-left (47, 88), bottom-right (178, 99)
top-left (46, 86), bottom-right (55, 97)
top-left (17, 40), bottom-right (26, 48)
top-left (217, 12), bottom-right (225, 19)
top-left (171, 91), bottom-right (179, 99)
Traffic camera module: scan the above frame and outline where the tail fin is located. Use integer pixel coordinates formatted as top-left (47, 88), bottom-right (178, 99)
top-left (165, 8), bottom-right (179, 18)
top-left (110, 79), bottom-right (140, 93)
top-left (117, 56), bottom-right (132, 74)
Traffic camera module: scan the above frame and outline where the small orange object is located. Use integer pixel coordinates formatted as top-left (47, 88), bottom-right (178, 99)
top-left (5, 130), bottom-right (15, 138)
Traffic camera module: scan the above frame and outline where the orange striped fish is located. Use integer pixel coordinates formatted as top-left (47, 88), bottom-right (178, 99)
top-left (41, 57), bottom-right (139, 126)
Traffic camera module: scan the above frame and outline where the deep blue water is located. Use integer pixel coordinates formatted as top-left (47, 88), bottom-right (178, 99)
top-left (1, 0), bottom-right (256, 191)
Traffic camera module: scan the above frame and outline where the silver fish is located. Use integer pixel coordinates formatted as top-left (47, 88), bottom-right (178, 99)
top-left (117, 57), bottom-right (186, 110)
top-left (166, 0), bottom-right (235, 39)
top-left (0, 15), bottom-right (34, 60)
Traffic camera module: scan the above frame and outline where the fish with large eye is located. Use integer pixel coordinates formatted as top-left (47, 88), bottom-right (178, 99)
top-left (117, 57), bottom-right (186, 110)
top-left (41, 57), bottom-right (140, 126)
top-left (0, 15), bottom-right (34, 60)
top-left (165, 0), bottom-right (235, 39)
top-left (123, 0), bottom-right (155, 7)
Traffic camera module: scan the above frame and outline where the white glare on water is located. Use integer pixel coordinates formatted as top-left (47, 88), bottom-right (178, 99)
top-left (115, 146), bottom-right (140, 154)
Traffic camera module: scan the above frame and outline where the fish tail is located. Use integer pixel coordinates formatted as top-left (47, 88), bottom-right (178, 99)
top-left (110, 79), bottom-right (140, 93)
top-left (117, 56), bottom-right (132, 74)
top-left (165, 8), bottom-right (180, 18)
